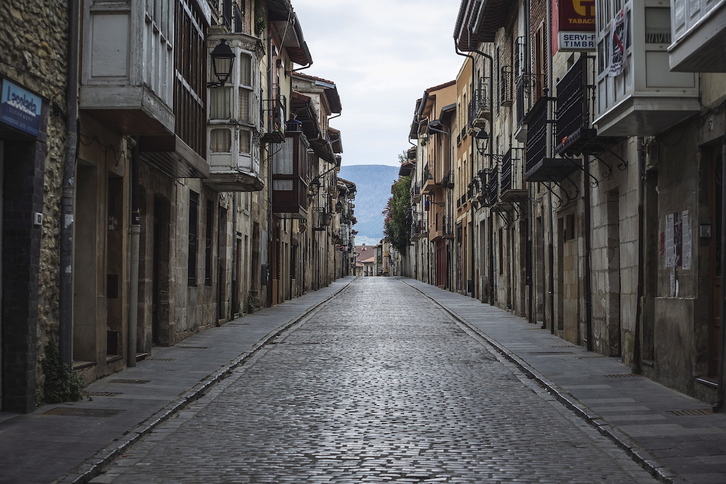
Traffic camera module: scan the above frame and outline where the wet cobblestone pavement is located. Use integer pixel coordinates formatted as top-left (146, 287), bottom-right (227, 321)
top-left (92, 278), bottom-right (656, 483)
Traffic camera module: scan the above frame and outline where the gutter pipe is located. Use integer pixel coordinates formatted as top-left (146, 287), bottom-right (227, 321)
top-left (128, 138), bottom-right (140, 367)
top-left (633, 137), bottom-right (645, 373)
top-left (60, 0), bottom-right (80, 366)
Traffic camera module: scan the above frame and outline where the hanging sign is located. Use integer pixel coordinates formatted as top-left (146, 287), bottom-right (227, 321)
top-left (1, 79), bottom-right (41, 137)
top-left (553, 0), bottom-right (596, 52)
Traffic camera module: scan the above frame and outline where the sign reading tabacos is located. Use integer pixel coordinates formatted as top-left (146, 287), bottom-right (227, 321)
top-left (553, 0), bottom-right (596, 53)
top-left (1, 79), bottom-right (42, 137)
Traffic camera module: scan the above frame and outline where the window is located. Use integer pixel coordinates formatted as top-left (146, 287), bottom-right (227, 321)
top-left (239, 53), bottom-right (253, 124)
top-left (188, 191), bottom-right (199, 286)
top-left (645, 8), bottom-right (671, 44)
top-left (239, 130), bottom-right (251, 153)
top-left (210, 128), bottom-right (231, 152)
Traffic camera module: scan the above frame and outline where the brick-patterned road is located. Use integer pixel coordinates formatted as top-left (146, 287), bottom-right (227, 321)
top-left (92, 278), bottom-right (656, 483)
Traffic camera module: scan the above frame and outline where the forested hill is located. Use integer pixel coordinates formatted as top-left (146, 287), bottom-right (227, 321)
top-left (338, 164), bottom-right (400, 246)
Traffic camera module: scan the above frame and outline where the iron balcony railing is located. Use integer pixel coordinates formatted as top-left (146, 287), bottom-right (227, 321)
top-left (501, 149), bottom-right (513, 193)
top-left (468, 76), bottom-right (491, 129)
top-left (500, 66), bottom-right (513, 106)
top-left (487, 166), bottom-right (499, 206)
top-left (556, 55), bottom-right (588, 146)
top-left (525, 99), bottom-right (549, 175)
top-left (262, 94), bottom-right (286, 142)
top-left (516, 73), bottom-right (544, 128)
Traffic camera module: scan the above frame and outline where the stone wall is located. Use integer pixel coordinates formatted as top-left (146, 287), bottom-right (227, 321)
top-left (0, 0), bottom-right (68, 409)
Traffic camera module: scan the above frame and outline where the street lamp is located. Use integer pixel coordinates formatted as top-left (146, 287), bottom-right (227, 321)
top-left (208, 39), bottom-right (235, 87)
top-left (475, 128), bottom-right (489, 155)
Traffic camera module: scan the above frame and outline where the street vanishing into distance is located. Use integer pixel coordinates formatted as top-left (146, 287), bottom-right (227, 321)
top-left (91, 278), bottom-right (656, 483)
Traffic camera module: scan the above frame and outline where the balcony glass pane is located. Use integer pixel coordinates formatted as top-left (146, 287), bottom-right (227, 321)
top-left (210, 128), bottom-right (231, 152)
top-left (273, 180), bottom-right (293, 191)
top-left (273, 138), bottom-right (293, 174)
top-left (645, 8), bottom-right (671, 44)
top-left (239, 129), bottom-right (251, 153)
top-left (210, 87), bottom-right (232, 119)
top-left (239, 88), bottom-right (251, 123)
top-left (239, 53), bottom-right (251, 87)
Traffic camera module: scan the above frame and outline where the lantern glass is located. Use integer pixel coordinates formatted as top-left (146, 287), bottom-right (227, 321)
top-left (210, 40), bottom-right (235, 86)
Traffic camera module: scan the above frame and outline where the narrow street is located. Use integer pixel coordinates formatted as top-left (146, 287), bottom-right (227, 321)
top-left (91, 278), bottom-right (655, 483)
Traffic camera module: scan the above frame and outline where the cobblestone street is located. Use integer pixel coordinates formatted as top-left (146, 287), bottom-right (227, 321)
top-left (91, 278), bottom-right (656, 483)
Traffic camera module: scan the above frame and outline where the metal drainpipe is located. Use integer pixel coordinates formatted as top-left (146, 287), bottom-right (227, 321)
top-left (267, 37), bottom-right (274, 306)
top-left (128, 137), bottom-right (140, 367)
top-left (232, 192), bottom-right (238, 315)
top-left (527, 197), bottom-right (534, 324)
top-left (717, 136), bottom-right (726, 411)
top-left (633, 137), bottom-right (645, 374)
top-left (546, 0), bottom-right (555, 334)
top-left (583, 154), bottom-right (593, 352)
top-left (60, 0), bottom-right (80, 366)
top-left (549, 187), bottom-right (555, 334)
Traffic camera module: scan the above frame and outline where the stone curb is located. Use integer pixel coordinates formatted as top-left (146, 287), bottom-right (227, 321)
top-left (403, 280), bottom-right (685, 484)
top-left (59, 279), bottom-right (354, 484)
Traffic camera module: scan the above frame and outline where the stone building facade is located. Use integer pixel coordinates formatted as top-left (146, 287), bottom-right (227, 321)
top-left (0, 0), bottom-right (355, 414)
top-left (395, 0), bottom-right (726, 406)
top-left (0, 0), bottom-right (69, 413)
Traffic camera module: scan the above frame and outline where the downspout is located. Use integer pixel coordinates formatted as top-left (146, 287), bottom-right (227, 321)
top-left (232, 192), bottom-right (238, 315)
top-left (128, 137), bottom-right (140, 367)
top-left (583, 154), bottom-right (593, 352)
top-left (546, 0), bottom-right (555, 334)
top-left (527, 197), bottom-right (534, 324)
top-left (717, 136), bottom-right (726, 411)
top-left (549, 187), bottom-right (555, 334)
top-left (633, 137), bottom-right (645, 373)
top-left (60, 0), bottom-right (80, 366)
top-left (267, 36), bottom-right (275, 306)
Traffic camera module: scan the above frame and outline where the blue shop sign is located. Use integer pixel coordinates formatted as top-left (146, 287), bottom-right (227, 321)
top-left (1, 79), bottom-right (41, 137)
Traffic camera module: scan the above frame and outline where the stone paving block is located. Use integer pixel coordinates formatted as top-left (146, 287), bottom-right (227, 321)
top-left (90, 278), bottom-right (658, 484)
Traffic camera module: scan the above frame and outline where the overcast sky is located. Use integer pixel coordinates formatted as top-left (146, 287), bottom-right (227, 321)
top-left (292, 0), bottom-right (465, 167)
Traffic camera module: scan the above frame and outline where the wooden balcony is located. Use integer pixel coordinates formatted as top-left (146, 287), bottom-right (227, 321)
top-left (272, 131), bottom-right (309, 219)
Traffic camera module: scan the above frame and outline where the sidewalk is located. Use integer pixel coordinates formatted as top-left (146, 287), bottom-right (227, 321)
top-left (5, 276), bottom-right (725, 484)
top-left (0, 276), bottom-right (355, 484)
top-left (404, 278), bottom-right (726, 484)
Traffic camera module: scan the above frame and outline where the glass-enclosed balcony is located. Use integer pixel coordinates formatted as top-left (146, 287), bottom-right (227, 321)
top-left (594, 0), bottom-right (699, 136)
top-left (669, 0), bottom-right (726, 72)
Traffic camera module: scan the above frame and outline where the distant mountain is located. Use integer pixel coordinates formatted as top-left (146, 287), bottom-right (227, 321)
top-left (338, 164), bottom-right (401, 246)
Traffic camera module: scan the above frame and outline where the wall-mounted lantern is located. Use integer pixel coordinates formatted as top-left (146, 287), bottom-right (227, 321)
top-left (208, 39), bottom-right (235, 87)
top-left (475, 128), bottom-right (489, 155)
